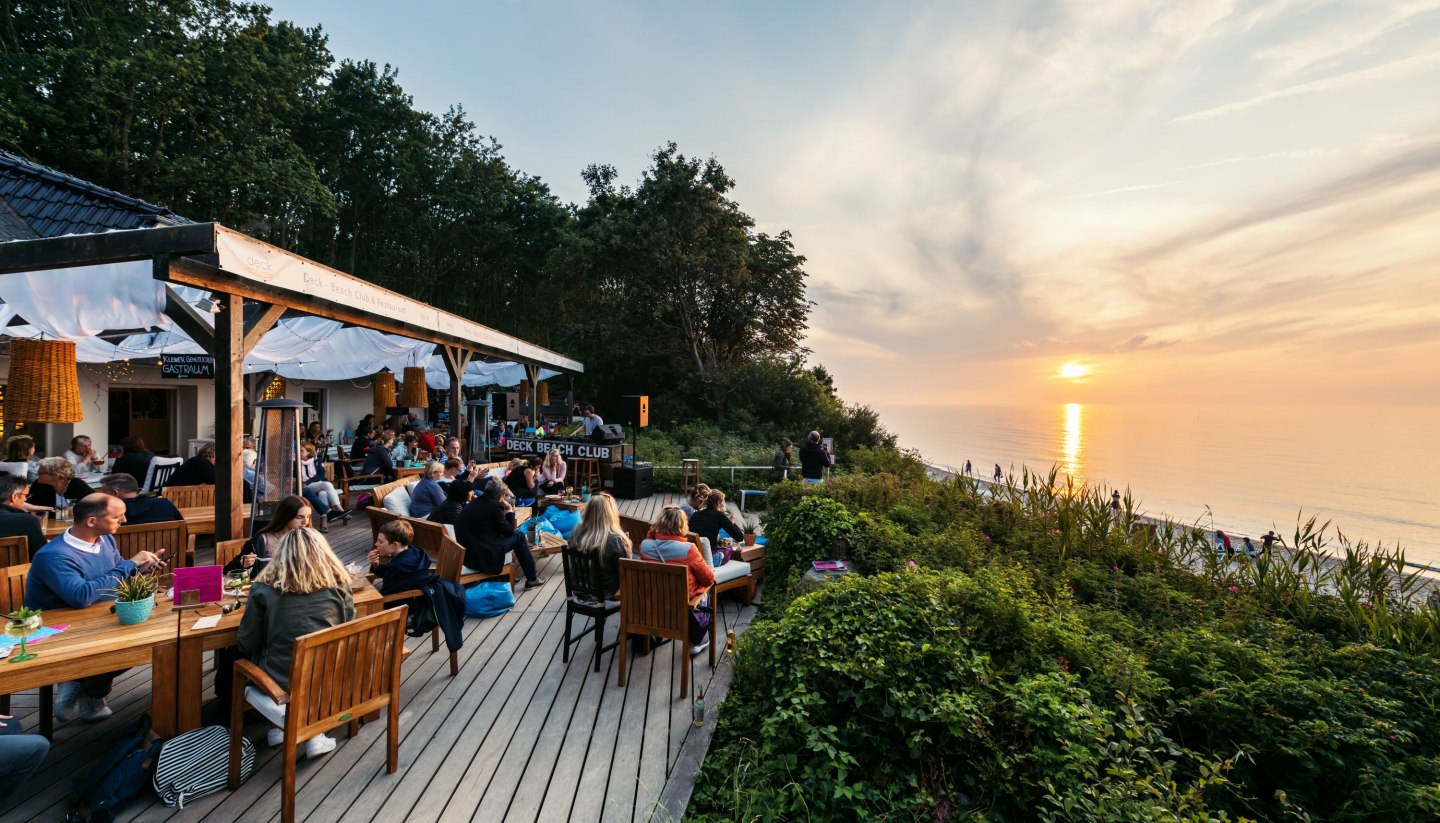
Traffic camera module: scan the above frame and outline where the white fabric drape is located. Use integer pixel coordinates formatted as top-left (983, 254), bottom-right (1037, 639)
top-left (0, 261), bottom-right (166, 338)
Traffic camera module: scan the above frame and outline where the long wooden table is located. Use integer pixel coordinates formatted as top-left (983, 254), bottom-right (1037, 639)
top-left (0, 578), bottom-right (381, 737)
top-left (42, 504), bottom-right (252, 538)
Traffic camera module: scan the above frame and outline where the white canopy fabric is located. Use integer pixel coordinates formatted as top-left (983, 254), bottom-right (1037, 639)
top-left (0, 263), bottom-right (557, 388)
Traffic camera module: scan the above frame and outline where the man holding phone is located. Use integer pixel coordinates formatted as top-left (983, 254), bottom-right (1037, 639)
top-left (25, 493), bottom-right (165, 721)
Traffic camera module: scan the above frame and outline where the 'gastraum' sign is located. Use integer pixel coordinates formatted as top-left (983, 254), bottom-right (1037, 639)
top-left (161, 354), bottom-right (216, 379)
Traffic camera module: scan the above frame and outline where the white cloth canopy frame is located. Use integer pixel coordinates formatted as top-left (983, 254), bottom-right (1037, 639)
top-left (0, 260), bottom-right (558, 389)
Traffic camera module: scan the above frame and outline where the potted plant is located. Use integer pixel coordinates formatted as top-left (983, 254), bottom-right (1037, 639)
top-left (743, 520), bottom-right (759, 546)
top-left (107, 572), bottom-right (160, 625)
top-left (580, 484), bottom-right (592, 503)
top-left (5, 607), bottom-right (43, 663)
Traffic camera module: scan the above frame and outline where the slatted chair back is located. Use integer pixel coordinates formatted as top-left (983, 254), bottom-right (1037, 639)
top-left (0, 563), bottom-right (28, 612)
top-left (0, 534), bottom-right (29, 567)
top-left (618, 515), bottom-right (651, 554)
top-left (113, 520), bottom-right (186, 571)
top-left (562, 544), bottom-right (622, 672)
top-left (141, 456), bottom-right (184, 494)
top-left (215, 538), bottom-right (248, 570)
top-left (618, 557), bottom-right (708, 696)
top-left (161, 485), bottom-right (214, 509)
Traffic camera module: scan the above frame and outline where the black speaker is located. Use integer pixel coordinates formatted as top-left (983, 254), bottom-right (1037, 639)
top-left (612, 465), bottom-right (653, 500)
top-left (491, 392), bottom-right (518, 420)
top-left (619, 394), bottom-right (649, 428)
top-left (592, 423), bottom-right (625, 445)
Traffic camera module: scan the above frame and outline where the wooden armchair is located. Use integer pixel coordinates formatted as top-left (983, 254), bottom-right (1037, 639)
top-left (616, 558), bottom-right (716, 698)
top-left (215, 538), bottom-right (248, 570)
top-left (229, 607), bottom-right (408, 823)
top-left (561, 545), bottom-right (621, 672)
top-left (114, 520), bottom-right (194, 569)
top-left (161, 484), bottom-right (214, 509)
top-left (335, 460), bottom-right (386, 511)
top-left (0, 534), bottom-right (29, 567)
top-left (366, 507), bottom-right (513, 587)
top-left (0, 564), bottom-right (52, 739)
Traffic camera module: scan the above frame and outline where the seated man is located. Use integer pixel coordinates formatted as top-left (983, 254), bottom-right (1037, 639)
top-left (63, 435), bottom-right (105, 476)
top-left (26, 494), bottom-right (165, 721)
top-left (0, 474), bottom-right (45, 559)
top-left (27, 457), bottom-right (94, 509)
top-left (110, 436), bottom-right (156, 487)
top-left (0, 714), bottom-right (49, 809)
top-left (454, 477), bottom-right (543, 589)
top-left (367, 520), bottom-right (432, 599)
top-left (98, 473), bottom-right (183, 525)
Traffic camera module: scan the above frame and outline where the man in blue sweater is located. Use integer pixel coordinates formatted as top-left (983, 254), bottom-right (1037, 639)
top-left (26, 493), bottom-right (165, 722)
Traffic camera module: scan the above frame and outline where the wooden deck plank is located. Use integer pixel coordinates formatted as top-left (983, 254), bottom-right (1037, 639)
top-left (528, 624), bottom-right (619, 823)
top-left (634, 629), bottom-right (675, 822)
top-left (599, 640), bottom-right (657, 823)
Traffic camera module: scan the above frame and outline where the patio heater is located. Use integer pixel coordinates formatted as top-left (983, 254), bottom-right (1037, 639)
top-left (466, 398), bottom-right (492, 463)
top-left (250, 398), bottom-right (309, 536)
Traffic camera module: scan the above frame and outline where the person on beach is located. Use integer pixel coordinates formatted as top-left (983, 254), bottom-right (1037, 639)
top-left (963, 460), bottom-right (972, 477)
top-left (1243, 536), bottom-right (1256, 559)
top-left (993, 464), bottom-right (1003, 483)
top-left (1262, 531), bottom-right (1278, 554)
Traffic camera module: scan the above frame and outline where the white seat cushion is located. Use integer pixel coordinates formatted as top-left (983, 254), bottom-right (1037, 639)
top-left (714, 559), bottom-right (752, 584)
top-left (382, 487), bottom-right (412, 517)
top-left (461, 553), bottom-right (513, 578)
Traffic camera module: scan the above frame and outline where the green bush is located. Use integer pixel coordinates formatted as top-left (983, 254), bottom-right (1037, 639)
top-left (761, 496), bottom-right (857, 597)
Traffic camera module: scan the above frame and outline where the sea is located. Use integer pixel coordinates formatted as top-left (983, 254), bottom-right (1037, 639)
top-left (874, 403), bottom-right (1440, 566)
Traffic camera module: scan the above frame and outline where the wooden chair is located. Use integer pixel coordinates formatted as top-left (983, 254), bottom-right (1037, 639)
top-left (140, 455), bottom-right (184, 494)
top-left (618, 514), bottom-right (651, 554)
top-left (0, 564), bottom-right (53, 739)
top-left (161, 484), bottom-right (214, 509)
top-left (616, 558), bottom-right (715, 698)
top-left (365, 507), bottom-right (512, 588)
top-left (229, 607), bottom-right (408, 823)
top-left (0, 534), bottom-right (29, 567)
top-left (336, 462), bottom-right (387, 511)
top-left (680, 458), bottom-right (700, 494)
top-left (215, 538), bottom-right (248, 570)
top-left (561, 545), bottom-right (621, 672)
top-left (113, 520), bottom-right (194, 570)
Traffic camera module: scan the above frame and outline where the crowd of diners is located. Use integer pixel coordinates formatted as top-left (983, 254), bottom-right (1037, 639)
top-left (0, 411), bottom-right (794, 807)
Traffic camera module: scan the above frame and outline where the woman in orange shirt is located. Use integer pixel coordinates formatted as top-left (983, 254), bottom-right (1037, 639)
top-left (638, 506), bottom-right (715, 655)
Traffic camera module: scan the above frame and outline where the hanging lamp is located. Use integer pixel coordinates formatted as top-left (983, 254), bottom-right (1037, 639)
top-left (400, 366), bottom-right (428, 408)
top-left (373, 369), bottom-right (397, 415)
top-left (7, 338), bottom-right (82, 423)
top-left (537, 380), bottom-right (549, 406)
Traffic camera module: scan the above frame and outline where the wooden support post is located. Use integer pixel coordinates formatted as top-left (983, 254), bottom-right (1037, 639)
top-left (441, 345), bottom-right (474, 452)
top-left (215, 293), bottom-right (245, 541)
top-left (524, 363), bottom-right (541, 428)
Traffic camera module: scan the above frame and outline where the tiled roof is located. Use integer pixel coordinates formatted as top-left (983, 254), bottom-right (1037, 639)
top-left (0, 196), bottom-right (38, 242)
top-left (0, 150), bottom-right (190, 239)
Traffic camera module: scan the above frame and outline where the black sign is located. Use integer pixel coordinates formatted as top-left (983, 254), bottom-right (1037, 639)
top-left (506, 435), bottom-right (619, 461)
top-left (160, 353), bottom-right (216, 379)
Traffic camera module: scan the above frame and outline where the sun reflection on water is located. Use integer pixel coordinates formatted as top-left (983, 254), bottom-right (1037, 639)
top-left (1061, 403), bottom-right (1083, 479)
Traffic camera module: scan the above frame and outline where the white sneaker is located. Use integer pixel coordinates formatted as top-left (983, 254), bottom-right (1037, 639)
top-left (54, 681), bottom-right (83, 722)
top-left (304, 734), bottom-right (336, 758)
top-left (690, 638), bottom-right (710, 657)
top-left (79, 696), bottom-right (112, 722)
top-left (267, 727), bottom-right (284, 747)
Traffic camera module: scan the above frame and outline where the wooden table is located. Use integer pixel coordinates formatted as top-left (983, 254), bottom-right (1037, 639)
top-left (41, 504), bottom-right (252, 538)
top-left (533, 531), bottom-right (567, 559)
top-left (0, 578), bottom-right (381, 737)
top-left (395, 465), bottom-right (426, 480)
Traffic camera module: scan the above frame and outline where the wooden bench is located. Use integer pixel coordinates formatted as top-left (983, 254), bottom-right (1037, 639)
top-left (364, 507), bottom-right (514, 587)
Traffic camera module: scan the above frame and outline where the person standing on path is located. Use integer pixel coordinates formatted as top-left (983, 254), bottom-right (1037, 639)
top-left (1110, 491), bottom-right (1122, 527)
top-left (964, 460), bottom-right (972, 477)
top-left (993, 464), bottom-right (1003, 483)
top-left (1262, 530), bottom-right (1278, 554)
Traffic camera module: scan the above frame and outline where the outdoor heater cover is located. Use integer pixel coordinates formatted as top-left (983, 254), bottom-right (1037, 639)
top-left (251, 398), bottom-right (309, 535)
top-left (467, 398), bottom-right (492, 463)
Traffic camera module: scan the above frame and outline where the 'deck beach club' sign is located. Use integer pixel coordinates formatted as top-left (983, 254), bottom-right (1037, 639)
top-left (160, 353), bottom-right (216, 379)
top-left (505, 435), bottom-right (619, 461)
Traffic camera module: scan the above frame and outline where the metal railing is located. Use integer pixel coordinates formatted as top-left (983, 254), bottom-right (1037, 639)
top-left (649, 465), bottom-right (786, 486)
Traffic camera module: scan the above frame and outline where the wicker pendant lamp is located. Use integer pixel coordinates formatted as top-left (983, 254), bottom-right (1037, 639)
top-left (400, 366), bottom-right (428, 408)
top-left (537, 380), bottom-right (549, 406)
top-left (373, 369), bottom-right (397, 414)
top-left (7, 338), bottom-right (82, 423)
top-left (518, 379), bottom-right (531, 403)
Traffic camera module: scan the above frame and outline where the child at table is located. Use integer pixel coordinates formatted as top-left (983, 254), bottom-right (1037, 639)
top-left (236, 528), bottom-right (355, 758)
top-left (368, 520), bottom-right (431, 601)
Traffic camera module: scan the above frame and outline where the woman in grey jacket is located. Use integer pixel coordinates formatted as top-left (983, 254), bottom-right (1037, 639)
top-left (237, 527), bottom-right (356, 758)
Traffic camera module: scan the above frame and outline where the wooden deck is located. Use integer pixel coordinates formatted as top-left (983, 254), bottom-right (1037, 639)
top-left (1, 494), bottom-right (757, 822)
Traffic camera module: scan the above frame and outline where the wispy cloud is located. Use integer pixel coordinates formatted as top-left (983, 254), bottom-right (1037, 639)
top-left (1068, 180), bottom-right (1188, 199)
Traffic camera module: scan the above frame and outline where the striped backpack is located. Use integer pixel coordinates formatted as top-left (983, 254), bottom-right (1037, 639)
top-left (151, 725), bottom-right (256, 808)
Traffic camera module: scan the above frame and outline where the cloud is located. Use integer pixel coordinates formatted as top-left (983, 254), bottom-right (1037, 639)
top-left (1068, 180), bottom-right (1189, 199)
top-left (1170, 51), bottom-right (1440, 124)
top-left (1117, 334), bottom-right (1178, 351)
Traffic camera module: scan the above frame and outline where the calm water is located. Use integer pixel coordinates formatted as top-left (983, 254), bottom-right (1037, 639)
top-left (875, 403), bottom-right (1440, 565)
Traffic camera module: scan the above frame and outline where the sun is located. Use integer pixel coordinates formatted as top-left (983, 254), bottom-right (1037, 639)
top-left (1058, 362), bottom-right (1090, 380)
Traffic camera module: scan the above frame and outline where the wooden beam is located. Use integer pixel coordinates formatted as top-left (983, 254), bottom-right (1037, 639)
top-left (160, 275), bottom-right (215, 357)
top-left (0, 223), bottom-right (217, 275)
top-left (242, 303), bottom-right (286, 355)
top-left (214, 293), bottom-right (245, 541)
top-left (525, 363), bottom-right (541, 427)
top-left (442, 345), bottom-right (474, 450)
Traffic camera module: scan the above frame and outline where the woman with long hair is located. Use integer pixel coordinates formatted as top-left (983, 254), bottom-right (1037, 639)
top-left (301, 442), bottom-right (347, 527)
top-left (538, 449), bottom-right (567, 496)
top-left (504, 456), bottom-right (538, 504)
top-left (639, 507), bottom-right (715, 655)
top-left (236, 528), bottom-right (355, 757)
top-left (226, 494), bottom-right (311, 573)
top-left (568, 492), bottom-right (630, 601)
top-left (0, 434), bottom-right (36, 480)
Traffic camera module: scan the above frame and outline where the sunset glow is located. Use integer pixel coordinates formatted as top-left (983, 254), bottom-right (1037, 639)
top-left (1059, 362), bottom-right (1089, 380)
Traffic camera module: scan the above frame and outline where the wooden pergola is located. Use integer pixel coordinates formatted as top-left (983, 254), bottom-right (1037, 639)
top-left (0, 222), bottom-right (582, 539)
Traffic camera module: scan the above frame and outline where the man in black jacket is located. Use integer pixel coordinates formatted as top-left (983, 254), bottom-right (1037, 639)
top-left (0, 474), bottom-right (45, 559)
top-left (798, 430), bottom-right (833, 485)
top-left (110, 436), bottom-right (156, 486)
top-left (97, 473), bottom-right (182, 525)
top-left (454, 478), bottom-right (544, 590)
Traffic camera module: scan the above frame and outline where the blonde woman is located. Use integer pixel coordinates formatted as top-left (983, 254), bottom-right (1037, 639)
top-left (569, 492), bottom-right (630, 601)
top-left (539, 449), bottom-right (567, 495)
top-left (300, 442), bottom-right (346, 526)
top-left (236, 528), bottom-right (356, 757)
top-left (679, 483), bottom-right (711, 517)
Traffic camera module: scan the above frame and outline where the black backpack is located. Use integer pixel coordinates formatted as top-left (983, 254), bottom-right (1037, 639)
top-left (67, 714), bottom-right (163, 822)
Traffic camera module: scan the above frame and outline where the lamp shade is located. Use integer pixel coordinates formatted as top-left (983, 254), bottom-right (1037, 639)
top-left (400, 366), bottom-right (428, 408)
top-left (518, 379), bottom-right (531, 404)
top-left (537, 380), bottom-right (549, 406)
top-left (373, 370), bottom-right (396, 415)
top-left (7, 338), bottom-right (82, 423)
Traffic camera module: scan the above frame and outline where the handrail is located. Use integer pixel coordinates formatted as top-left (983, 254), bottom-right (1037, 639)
top-left (649, 465), bottom-right (784, 485)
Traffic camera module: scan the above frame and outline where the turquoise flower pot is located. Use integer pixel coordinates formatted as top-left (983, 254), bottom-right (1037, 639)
top-left (114, 594), bottom-right (156, 626)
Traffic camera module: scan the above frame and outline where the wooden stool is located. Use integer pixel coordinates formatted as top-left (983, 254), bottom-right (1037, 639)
top-left (680, 458), bottom-right (700, 494)
top-left (570, 457), bottom-right (600, 491)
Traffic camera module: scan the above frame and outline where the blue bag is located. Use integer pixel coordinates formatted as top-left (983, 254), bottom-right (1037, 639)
top-left (68, 714), bottom-right (163, 822)
top-left (465, 580), bottom-right (516, 618)
top-left (542, 505), bottom-right (581, 539)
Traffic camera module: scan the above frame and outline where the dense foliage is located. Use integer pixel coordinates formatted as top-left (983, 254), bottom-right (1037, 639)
top-left (691, 460), bottom-right (1440, 821)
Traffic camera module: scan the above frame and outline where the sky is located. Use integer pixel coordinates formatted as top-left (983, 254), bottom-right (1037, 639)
top-left (268, 0), bottom-right (1440, 408)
